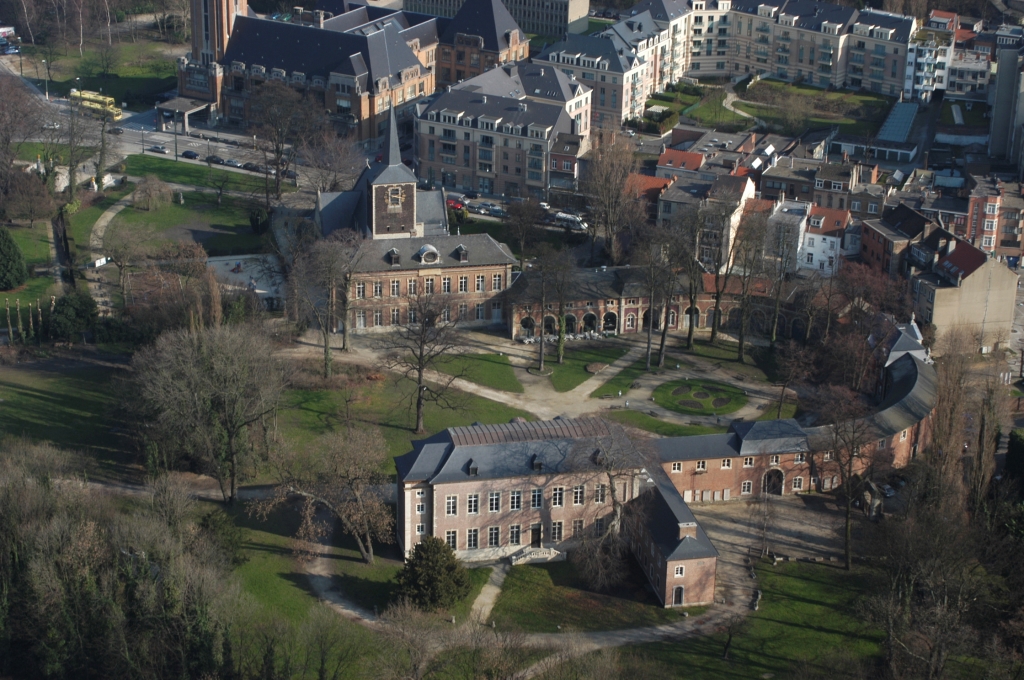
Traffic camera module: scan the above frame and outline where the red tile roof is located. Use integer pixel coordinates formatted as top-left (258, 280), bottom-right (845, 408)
top-left (930, 9), bottom-right (956, 19)
top-left (808, 205), bottom-right (851, 236)
top-left (627, 174), bottom-right (674, 203)
top-left (936, 239), bottom-right (988, 280)
top-left (657, 149), bottom-right (704, 171)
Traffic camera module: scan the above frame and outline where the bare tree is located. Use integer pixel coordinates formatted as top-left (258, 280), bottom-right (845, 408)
top-left (298, 125), bottom-right (365, 193)
top-left (748, 471), bottom-right (777, 557)
top-left (104, 219), bottom-right (147, 306)
top-left (377, 293), bottom-right (464, 433)
top-left (732, 204), bottom-right (770, 363)
top-left (248, 80), bottom-right (321, 201)
top-left (133, 175), bottom-right (172, 211)
top-left (297, 603), bottom-right (364, 680)
top-left (582, 132), bottom-right (642, 263)
top-left (59, 94), bottom-right (102, 203)
top-left (128, 324), bottom-right (285, 503)
top-left (765, 207), bottom-right (799, 347)
top-left (773, 340), bottom-right (811, 418)
top-left (667, 207), bottom-right (705, 351)
top-left (290, 233), bottom-right (362, 377)
top-left (506, 199), bottom-right (544, 271)
top-left (633, 227), bottom-right (675, 371)
top-left (3, 172), bottom-right (56, 225)
top-left (261, 427), bottom-right (393, 564)
top-left (374, 599), bottom-right (454, 680)
top-left (0, 74), bottom-right (40, 195)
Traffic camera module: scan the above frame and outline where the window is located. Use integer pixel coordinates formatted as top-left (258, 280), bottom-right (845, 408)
top-left (815, 179), bottom-right (824, 189)
top-left (594, 517), bottom-right (605, 535)
top-left (356, 282), bottom-right (365, 299)
top-left (551, 521), bottom-right (563, 542)
top-left (572, 485), bottom-right (584, 505)
top-left (442, 277), bottom-right (451, 294)
top-left (391, 280), bottom-right (400, 296)
top-left (492, 274), bottom-right (503, 291)
top-left (408, 279), bottom-right (417, 295)
top-left (986, 203), bottom-right (998, 214)
top-left (792, 477), bottom-right (803, 491)
top-left (509, 525), bottom-right (521, 545)
top-left (487, 491), bottom-right (500, 512)
top-left (743, 457), bottom-right (754, 468)
top-left (806, 237), bottom-right (815, 247)
top-left (445, 495), bottom-right (457, 516)
top-left (373, 309), bottom-right (382, 327)
top-left (984, 219), bottom-right (996, 231)
top-left (721, 459), bottom-right (732, 469)
top-left (509, 490), bottom-right (522, 511)
top-left (416, 503), bottom-right (425, 513)
top-left (675, 566), bottom-right (685, 577)
top-left (901, 429), bottom-right (908, 442)
top-left (595, 484), bottom-right (607, 503)
top-left (458, 276), bottom-right (468, 293)
top-left (877, 439), bottom-right (885, 450)
top-left (488, 526), bottom-right (500, 547)
top-left (445, 530), bottom-right (457, 549)
top-left (467, 528), bottom-right (479, 549)
top-left (769, 455), bottom-right (780, 465)
top-left (416, 524), bottom-right (425, 534)
top-left (852, 200), bottom-right (861, 211)
top-left (696, 460), bottom-right (706, 471)
top-left (983, 236), bottom-right (994, 247)
top-left (823, 451), bottom-right (834, 461)
top-left (671, 462), bottom-right (682, 472)
top-left (868, 203), bottom-right (879, 214)
top-left (741, 480), bottom-right (752, 494)
top-left (373, 281), bottom-right (382, 297)
top-left (458, 303), bottom-right (467, 320)
top-left (476, 275), bottom-right (485, 292)
top-left (794, 453), bottom-right (805, 464)
top-left (467, 494), bottom-right (479, 514)
top-left (572, 519), bottom-right (584, 537)
top-left (355, 310), bottom-right (366, 329)
top-left (416, 490), bottom-right (425, 497)
top-left (476, 303), bottom-right (485, 320)
top-left (807, 253), bottom-right (814, 264)
top-left (531, 489), bottom-right (543, 509)
top-left (626, 314), bottom-right (636, 329)
top-left (551, 487), bottom-right (564, 507)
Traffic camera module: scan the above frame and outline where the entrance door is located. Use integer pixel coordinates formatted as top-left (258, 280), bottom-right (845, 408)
top-left (491, 301), bottom-right (502, 323)
top-left (764, 469), bottom-right (784, 495)
top-left (531, 525), bottom-right (542, 548)
top-left (673, 586), bottom-right (684, 606)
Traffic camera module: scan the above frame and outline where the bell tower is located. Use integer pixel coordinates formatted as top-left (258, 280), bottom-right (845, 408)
top-left (191, 0), bottom-right (247, 65)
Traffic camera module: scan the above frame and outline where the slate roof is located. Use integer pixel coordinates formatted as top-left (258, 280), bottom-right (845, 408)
top-left (453, 63), bottom-right (587, 105)
top-left (935, 238), bottom-right (988, 281)
top-left (654, 419), bottom-right (810, 462)
top-left (625, 0), bottom-right (691, 24)
top-left (536, 34), bottom-right (636, 74)
top-left (854, 9), bottom-right (916, 43)
top-left (646, 468), bottom-right (719, 561)
top-left (421, 89), bottom-right (572, 132)
top-left (781, 0), bottom-right (857, 33)
top-left (221, 15), bottom-right (423, 94)
top-left (879, 203), bottom-right (932, 239)
top-left (439, 0), bottom-right (523, 51)
top-left (352, 233), bottom-right (514, 273)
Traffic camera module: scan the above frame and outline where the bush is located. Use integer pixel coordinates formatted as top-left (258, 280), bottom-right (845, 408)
top-left (396, 535), bottom-right (471, 611)
top-left (50, 289), bottom-right (98, 341)
top-left (0, 226), bottom-right (28, 290)
top-left (199, 508), bottom-right (248, 565)
top-left (249, 206), bottom-right (269, 235)
top-left (60, 199), bottom-right (82, 216)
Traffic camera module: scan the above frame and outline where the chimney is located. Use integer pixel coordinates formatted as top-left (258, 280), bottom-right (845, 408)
top-left (482, 95), bottom-right (487, 103)
top-left (678, 522), bottom-right (697, 540)
top-left (842, 151), bottom-right (848, 164)
top-left (946, 239), bottom-right (956, 256)
top-left (292, 6), bottom-right (303, 21)
top-left (540, 68), bottom-right (545, 76)
top-left (660, 143), bottom-right (666, 154)
top-left (314, 9), bottom-right (325, 27)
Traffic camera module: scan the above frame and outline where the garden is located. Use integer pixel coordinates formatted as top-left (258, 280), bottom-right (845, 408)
top-left (652, 378), bottom-right (747, 416)
top-left (734, 80), bottom-right (895, 137)
top-left (434, 353), bottom-right (524, 393)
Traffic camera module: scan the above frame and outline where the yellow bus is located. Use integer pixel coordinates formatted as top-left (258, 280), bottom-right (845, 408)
top-left (79, 100), bottom-right (123, 121)
top-left (70, 89), bottom-right (116, 108)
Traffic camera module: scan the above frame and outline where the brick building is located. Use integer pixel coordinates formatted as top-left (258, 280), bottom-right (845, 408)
top-left (861, 204), bottom-right (935, 276)
top-left (966, 174), bottom-right (1024, 259)
top-left (433, 0), bottom-right (528, 87)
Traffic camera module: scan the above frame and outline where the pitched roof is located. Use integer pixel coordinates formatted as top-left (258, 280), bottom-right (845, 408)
top-left (658, 149), bottom-right (704, 171)
top-left (808, 205), bottom-right (851, 236)
top-left (628, 174), bottom-right (674, 203)
top-left (352, 233), bottom-right (515, 273)
top-left (439, 0), bottom-right (524, 52)
top-left (935, 238), bottom-right (988, 280)
top-left (536, 33), bottom-right (636, 74)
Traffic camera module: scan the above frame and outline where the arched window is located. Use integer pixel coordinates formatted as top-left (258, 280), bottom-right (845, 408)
top-left (626, 314), bottom-right (635, 329)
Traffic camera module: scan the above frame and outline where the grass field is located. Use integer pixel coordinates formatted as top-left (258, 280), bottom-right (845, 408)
top-left (734, 101), bottom-right (881, 136)
top-left (123, 155), bottom-right (281, 194)
top-left (15, 142), bottom-right (97, 164)
top-left (605, 410), bottom-right (727, 438)
top-left (279, 376), bottom-right (534, 473)
top-left (0, 361), bottom-right (129, 478)
top-left (689, 93), bottom-right (752, 130)
top-left (652, 378), bottom-right (747, 416)
top-left (678, 339), bottom-right (771, 383)
top-left (66, 183), bottom-right (135, 262)
top-left (490, 560), bottom-right (690, 632)
top-left (940, 100), bottom-right (989, 127)
top-left (548, 345), bottom-right (629, 392)
top-left (622, 560), bottom-right (884, 678)
top-left (589, 354), bottom-right (692, 398)
top-left (3, 222), bottom-right (60, 303)
top-left (757, 399), bottom-right (799, 421)
top-left (735, 81), bottom-right (894, 137)
top-left (434, 353), bottom-right (524, 393)
top-left (105, 190), bottom-right (266, 256)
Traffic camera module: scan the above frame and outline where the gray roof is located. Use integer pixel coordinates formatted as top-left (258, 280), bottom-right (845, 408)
top-left (653, 418), bottom-right (809, 462)
top-left (352, 233), bottom-right (514, 273)
top-left (417, 190), bottom-right (449, 236)
top-left (646, 467), bottom-right (719, 561)
top-left (506, 266), bottom-right (687, 304)
top-left (453, 63), bottom-right (588, 105)
top-left (602, 11), bottom-right (660, 49)
top-left (625, 0), bottom-right (691, 23)
top-left (421, 89), bottom-right (572, 133)
top-left (536, 34), bottom-right (636, 74)
top-left (854, 9), bottom-right (916, 43)
top-left (439, 0), bottom-right (524, 52)
top-left (780, 0), bottom-right (857, 33)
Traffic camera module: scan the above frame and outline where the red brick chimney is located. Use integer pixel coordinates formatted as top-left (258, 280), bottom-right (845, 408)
top-left (678, 522), bottom-right (697, 540)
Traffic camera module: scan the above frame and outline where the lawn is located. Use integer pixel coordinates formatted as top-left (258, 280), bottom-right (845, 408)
top-left (605, 410), bottom-right (727, 438)
top-left (587, 18), bottom-right (614, 34)
top-left (589, 354), bottom-right (692, 398)
top-left (734, 101), bottom-right (881, 137)
top-left (3, 221), bottom-right (59, 304)
top-left (0, 362), bottom-right (130, 479)
top-left (21, 39), bottom-right (178, 111)
top-left (123, 155), bottom-right (280, 194)
top-left (455, 217), bottom-right (583, 257)
top-left (652, 378), bottom-right (747, 416)
top-left (735, 81), bottom-right (894, 137)
top-left (279, 375), bottom-right (534, 473)
top-left (689, 93), bottom-right (752, 130)
top-left (621, 560), bottom-right (884, 678)
top-left (105, 190), bottom-right (266, 256)
top-left (940, 100), bottom-right (989, 127)
top-left (434, 353), bottom-right (524, 393)
top-left (490, 560), bottom-right (690, 633)
top-left (66, 183), bottom-right (135, 263)
top-left (757, 399), bottom-right (799, 421)
top-left (15, 142), bottom-right (97, 164)
top-left (678, 339), bottom-right (770, 383)
top-left (548, 345), bottom-right (629, 392)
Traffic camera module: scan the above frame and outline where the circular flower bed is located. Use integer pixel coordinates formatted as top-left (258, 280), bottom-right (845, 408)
top-left (652, 378), bottom-right (747, 416)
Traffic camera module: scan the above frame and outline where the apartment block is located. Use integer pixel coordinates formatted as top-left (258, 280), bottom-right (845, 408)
top-left (403, 0), bottom-right (589, 36)
top-left (966, 174), bottom-right (1024, 259)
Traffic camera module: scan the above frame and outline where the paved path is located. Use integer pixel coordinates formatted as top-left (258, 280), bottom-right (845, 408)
top-left (470, 562), bottom-right (510, 622)
top-left (721, 82), bottom-right (766, 128)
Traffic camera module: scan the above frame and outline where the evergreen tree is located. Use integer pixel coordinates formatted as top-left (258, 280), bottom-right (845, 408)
top-left (0, 226), bottom-right (28, 291)
top-left (50, 290), bottom-right (98, 341)
top-left (396, 535), bottom-right (471, 611)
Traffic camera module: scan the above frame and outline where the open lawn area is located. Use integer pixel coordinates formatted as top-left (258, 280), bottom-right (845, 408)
top-left (689, 93), bottom-right (752, 131)
top-left (490, 560), bottom-right (691, 632)
top-left (734, 101), bottom-right (881, 136)
top-left (105, 190), bottom-right (267, 256)
top-left (455, 217), bottom-right (583, 257)
top-left (621, 560), bottom-right (883, 678)
top-left (435, 353), bottom-right (524, 393)
top-left (3, 221), bottom-right (60, 303)
top-left (0, 360), bottom-right (130, 479)
top-left (605, 410), bottom-right (726, 437)
top-left (677, 339), bottom-right (771, 383)
top-left (736, 81), bottom-right (894, 137)
top-left (123, 155), bottom-right (281, 194)
top-left (20, 39), bottom-right (178, 111)
top-left (15, 141), bottom-right (97, 164)
top-left (940, 100), bottom-right (989, 127)
top-left (757, 399), bottom-right (799, 421)
top-left (279, 375), bottom-right (534, 474)
top-left (66, 183), bottom-right (135, 262)
top-left (590, 354), bottom-right (692, 398)
top-left (652, 378), bottom-right (747, 416)
top-left (547, 344), bottom-right (629, 392)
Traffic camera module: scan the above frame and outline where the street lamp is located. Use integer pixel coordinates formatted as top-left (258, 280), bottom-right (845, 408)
top-left (41, 59), bottom-right (48, 101)
top-left (16, 38), bottom-right (22, 76)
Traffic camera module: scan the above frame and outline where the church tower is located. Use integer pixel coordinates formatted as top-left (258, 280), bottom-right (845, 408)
top-left (191, 0), bottom-right (247, 65)
top-left (365, 107), bottom-right (420, 239)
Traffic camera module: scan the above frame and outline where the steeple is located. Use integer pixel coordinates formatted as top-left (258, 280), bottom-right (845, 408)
top-left (383, 105), bottom-right (402, 168)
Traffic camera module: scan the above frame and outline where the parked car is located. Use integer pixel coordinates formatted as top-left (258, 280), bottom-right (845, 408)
top-left (107, 127), bottom-right (124, 135)
top-left (488, 206), bottom-right (508, 218)
top-left (149, 145), bottom-right (170, 154)
top-left (181, 150), bottom-right (199, 159)
top-left (538, 202), bottom-right (551, 211)
top-left (242, 162), bottom-right (260, 172)
top-left (881, 484), bottom-right (896, 498)
top-left (624, 129), bottom-right (637, 137)
top-left (464, 191), bottom-right (479, 199)
top-left (4, 46), bottom-right (20, 55)
top-left (446, 198), bottom-right (466, 210)
top-left (42, 121), bottom-right (60, 130)
top-left (206, 155), bottom-right (224, 164)
top-left (283, 169), bottom-right (297, 180)
top-left (224, 159), bottom-right (243, 168)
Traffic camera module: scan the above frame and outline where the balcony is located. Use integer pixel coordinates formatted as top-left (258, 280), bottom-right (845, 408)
top-left (1001, 239), bottom-right (1021, 248)
top-left (756, 25), bottom-right (770, 33)
top-left (778, 35), bottom-right (791, 42)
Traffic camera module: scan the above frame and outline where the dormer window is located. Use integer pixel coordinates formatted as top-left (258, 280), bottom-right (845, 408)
top-left (388, 248), bottom-right (400, 266)
top-left (418, 244), bottom-right (440, 264)
top-left (457, 245), bottom-right (468, 262)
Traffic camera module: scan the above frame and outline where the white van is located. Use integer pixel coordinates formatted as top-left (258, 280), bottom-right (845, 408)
top-left (555, 212), bottom-right (588, 231)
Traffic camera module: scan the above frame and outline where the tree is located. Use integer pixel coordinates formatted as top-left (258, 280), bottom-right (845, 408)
top-left (49, 288), bottom-right (96, 339)
top-left (262, 427), bottom-right (394, 564)
top-left (104, 220), bottom-right (146, 306)
top-left (133, 174), bottom-right (172, 211)
top-left (0, 226), bottom-right (28, 290)
top-left (290, 233), bottom-right (362, 377)
top-left (507, 199), bottom-right (544, 271)
top-left (396, 536), bottom-right (471, 611)
top-left (633, 227), bottom-right (675, 371)
top-left (60, 94), bottom-right (102, 204)
top-left (3, 172), bottom-right (56, 225)
top-left (377, 293), bottom-right (464, 434)
top-left (298, 125), bottom-right (365, 194)
top-left (0, 74), bottom-right (41, 196)
top-left (668, 206), bottom-right (706, 351)
top-left (1007, 430), bottom-right (1024, 481)
top-left (773, 340), bottom-right (811, 418)
top-left (96, 39), bottom-right (119, 74)
top-left (248, 80), bottom-right (321, 201)
top-left (582, 132), bottom-right (644, 263)
top-left (704, 192), bottom-right (744, 344)
top-left (765, 205), bottom-right (799, 347)
top-left (732, 203), bottom-right (770, 363)
top-left (542, 248), bottom-right (579, 365)
top-left (128, 324), bottom-right (285, 503)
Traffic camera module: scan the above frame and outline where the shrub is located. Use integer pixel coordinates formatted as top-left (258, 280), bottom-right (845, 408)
top-left (199, 508), bottom-right (248, 565)
top-left (0, 227), bottom-right (28, 291)
top-left (249, 206), bottom-right (269, 235)
top-left (50, 289), bottom-right (98, 341)
top-left (396, 535), bottom-right (471, 611)
top-left (60, 199), bottom-right (82, 216)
